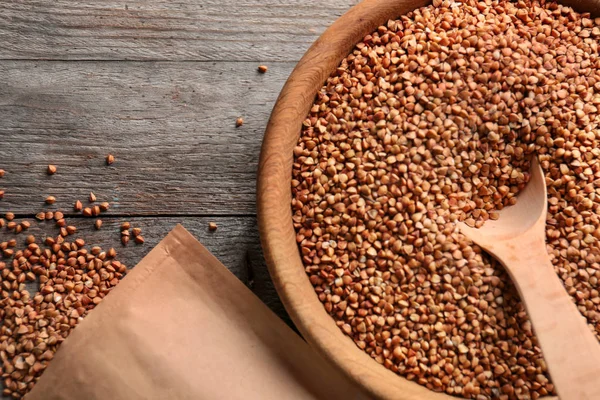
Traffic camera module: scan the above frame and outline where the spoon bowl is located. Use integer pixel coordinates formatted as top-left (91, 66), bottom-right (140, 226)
top-left (458, 158), bottom-right (600, 400)
top-left (459, 158), bottom-right (546, 248)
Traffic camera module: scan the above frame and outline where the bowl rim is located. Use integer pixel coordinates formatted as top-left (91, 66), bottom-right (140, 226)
top-left (256, 0), bottom-right (564, 398)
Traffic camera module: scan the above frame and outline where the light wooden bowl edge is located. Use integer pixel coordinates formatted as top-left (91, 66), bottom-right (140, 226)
top-left (253, 0), bottom-right (588, 398)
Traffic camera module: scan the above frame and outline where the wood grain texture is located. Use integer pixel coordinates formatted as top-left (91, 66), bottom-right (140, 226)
top-left (0, 0), bottom-right (358, 61)
top-left (0, 61), bottom-right (295, 215)
top-left (461, 160), bottom-right (600, 399)
top-left (0, 216), bottom-right (286, 317)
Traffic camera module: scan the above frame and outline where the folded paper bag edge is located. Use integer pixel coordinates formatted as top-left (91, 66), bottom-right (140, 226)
top-left (141, 226), bottom-right (370, 400)
top-left (26, 224), bottom-right (371, 400)
top-left (25, 225), bottom-right (184, 400)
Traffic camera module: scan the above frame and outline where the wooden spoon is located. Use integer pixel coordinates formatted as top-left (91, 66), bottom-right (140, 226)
top-left (459, 157), bottom-right (600, 400)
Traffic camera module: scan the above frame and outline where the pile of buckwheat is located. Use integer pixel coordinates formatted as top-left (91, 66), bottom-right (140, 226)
top-left (0, 155), bottom-right (146, 399)
top-left (0, 229), bottom-right (127, 399)
top-left (292, 0), bottom-right (600, 398)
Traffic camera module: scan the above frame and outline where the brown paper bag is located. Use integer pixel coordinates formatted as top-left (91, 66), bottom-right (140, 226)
top-left (27, 225), bottom-right (370, 400)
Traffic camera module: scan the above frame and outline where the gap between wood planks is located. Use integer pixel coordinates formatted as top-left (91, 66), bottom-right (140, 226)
top-left (0, 0), bottom-right (359, 62)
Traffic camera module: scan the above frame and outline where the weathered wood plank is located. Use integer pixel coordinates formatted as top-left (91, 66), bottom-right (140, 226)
top-left (0, 216), bottom-right (257, 282)
top-left (0, 60), bottom-right (296, 215)
top-left (0, 215), bottom-right (287, 317)
top-left (0, 0), bottom-right (358, 61)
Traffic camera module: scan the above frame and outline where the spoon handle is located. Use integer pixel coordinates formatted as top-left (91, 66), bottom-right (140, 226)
top-left (504, 238), bottom-right (600, 400)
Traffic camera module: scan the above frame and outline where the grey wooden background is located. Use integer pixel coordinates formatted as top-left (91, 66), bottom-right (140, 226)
top-left (0, 0), bottom-right (359, 322)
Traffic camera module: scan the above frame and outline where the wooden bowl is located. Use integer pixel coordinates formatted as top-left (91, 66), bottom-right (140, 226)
top-left (257, 0), bottom-right (597, 398)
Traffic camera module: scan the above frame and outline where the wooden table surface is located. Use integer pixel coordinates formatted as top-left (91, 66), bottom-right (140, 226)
top-left (0, 0), bottom-right (358, 321)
